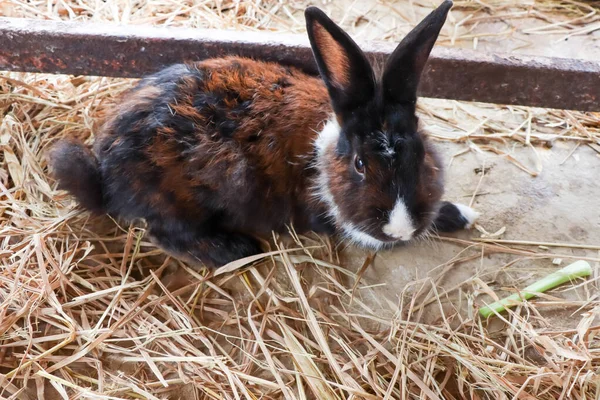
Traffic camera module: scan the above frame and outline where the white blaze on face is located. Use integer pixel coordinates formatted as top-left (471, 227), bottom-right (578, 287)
top-left (382, 198), bottom-right (416, 241)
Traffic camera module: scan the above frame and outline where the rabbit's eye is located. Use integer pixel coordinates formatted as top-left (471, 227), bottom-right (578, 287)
top-left (354, 155), bottom-right (365, 174)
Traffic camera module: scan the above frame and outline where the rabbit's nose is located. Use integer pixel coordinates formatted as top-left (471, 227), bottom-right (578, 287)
top-left (382, 199), bottom-right (415, 241)
top-left (382, 228), bottom-right (415, 242)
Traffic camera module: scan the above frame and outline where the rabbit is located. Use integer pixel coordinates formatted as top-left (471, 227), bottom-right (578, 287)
top-left (49, 0), bottom-right (478, 268)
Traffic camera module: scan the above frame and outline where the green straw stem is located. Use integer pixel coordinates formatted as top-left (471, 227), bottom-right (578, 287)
top-left (479, 260), bottom-right (592, 318)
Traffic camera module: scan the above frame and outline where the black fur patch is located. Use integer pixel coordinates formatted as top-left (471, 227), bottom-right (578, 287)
top-left (148, 217), bottom-right (262, 267)
top-left (432, 202), bottom-right (470, 232)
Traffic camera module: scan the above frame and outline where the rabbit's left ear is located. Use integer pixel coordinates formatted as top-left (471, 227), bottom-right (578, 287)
top-left (305, 6), bottom-right (376, 116)
top-left (382, 1), bottom-right (452, 106)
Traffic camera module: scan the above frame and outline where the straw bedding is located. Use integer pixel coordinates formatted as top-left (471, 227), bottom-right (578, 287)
top-left (1, 1), bottom-right (599, 399)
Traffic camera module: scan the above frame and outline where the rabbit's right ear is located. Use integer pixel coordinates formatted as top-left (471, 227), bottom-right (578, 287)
top-left (305, 7), bottom-right (376, 116)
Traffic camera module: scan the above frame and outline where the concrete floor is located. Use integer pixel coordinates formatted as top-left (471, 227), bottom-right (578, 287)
top-left (341, 140), bottom-right (600, 326)
top-left (344, 2), bottom-right (600, 61)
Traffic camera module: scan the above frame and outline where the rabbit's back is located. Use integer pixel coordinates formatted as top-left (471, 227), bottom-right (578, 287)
top-left (94, 57), bottom-right (332, 234)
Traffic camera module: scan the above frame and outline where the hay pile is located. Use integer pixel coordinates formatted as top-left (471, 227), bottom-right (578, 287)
top-left (1, 1), bottom-right (600, 399)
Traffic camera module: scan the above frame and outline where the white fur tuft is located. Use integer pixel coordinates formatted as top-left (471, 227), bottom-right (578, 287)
top-left (341, 223), bottom-right (386, 250)
top-left (454, 203), bottom-right (480, 229)
top-left (315, 118), bottom-right (340, 156)
top-left (382, 198), bottom-right (416, 241)
top-left (312, 117), bottom-right (341, 218)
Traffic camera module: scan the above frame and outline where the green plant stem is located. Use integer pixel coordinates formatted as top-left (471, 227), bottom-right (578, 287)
top-left (479, 260), bottom-right (592, 318)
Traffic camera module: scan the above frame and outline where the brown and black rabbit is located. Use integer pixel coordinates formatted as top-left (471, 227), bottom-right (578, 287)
top-left (49, 0), bottom-right (478, 267)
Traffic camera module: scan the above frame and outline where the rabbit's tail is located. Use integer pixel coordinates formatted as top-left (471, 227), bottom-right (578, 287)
top-left (48, 139), bottom-right (105, 213)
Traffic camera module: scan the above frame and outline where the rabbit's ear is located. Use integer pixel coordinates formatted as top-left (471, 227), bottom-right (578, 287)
top-left (305, 7), bottom-right (376, 115)
top-left (382, 1), bottom-right (452, 106)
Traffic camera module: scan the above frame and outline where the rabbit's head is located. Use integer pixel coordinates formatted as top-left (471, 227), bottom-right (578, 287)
top-left (307, 1), bottom-right (452, 248)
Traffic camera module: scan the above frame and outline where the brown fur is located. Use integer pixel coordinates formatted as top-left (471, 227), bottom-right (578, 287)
top-left (310, 22), bottom-right (351, 88)
top-left (92, 58), bottom-right (332, 241)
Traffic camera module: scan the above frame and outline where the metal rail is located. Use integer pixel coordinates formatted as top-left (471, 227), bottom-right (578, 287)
top-left (1, 17), bottom-right (599, 111)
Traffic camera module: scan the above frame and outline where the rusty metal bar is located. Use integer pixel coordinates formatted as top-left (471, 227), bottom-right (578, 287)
top-left (1, 17), bottom-right (599, 111)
